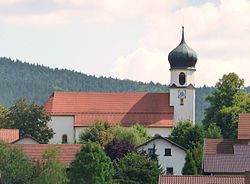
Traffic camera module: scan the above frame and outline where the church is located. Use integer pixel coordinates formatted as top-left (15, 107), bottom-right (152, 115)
top-left (44, 27), bottom-right (198, 144)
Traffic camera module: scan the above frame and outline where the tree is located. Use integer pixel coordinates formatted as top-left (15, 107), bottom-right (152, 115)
top-left (182, 150), bottom-right (197, 175)
top-left (203, 73), bottom-right (250, 138)
top-left (114, 152), bottom-right (162, 184)
top-left (112, 124), bottom-right (150, 146)
top-left (189, 143), bottom-right (203, 174)
top-left (169, 120), bottom-right (205, 150)
top-left (31, 148), bottom-right (68, 184)
top-left (149, 144), bottom-right (159, 161)
top-left (1, 99), bottom-right (54, 143)
top-left (0, 141), bottom-right (33, 184)
top-left (205, 122), bottom-right (222, 138)
top-left (68, 141), bottom-right (114, 184)
top-left (78, 120), bottom-right (113, 146)
top-left (104, 140), bottom-right (135, 161)
top-left (0, 105), bottom-right (7, 126)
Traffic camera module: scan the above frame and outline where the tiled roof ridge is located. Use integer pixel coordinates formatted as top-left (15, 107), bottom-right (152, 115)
top-left (53, 91), bottom-right (169, 94)
top-left (51, 111), bottom-right (173, 114)
top-left (160, 175), bottom-right (244, 178)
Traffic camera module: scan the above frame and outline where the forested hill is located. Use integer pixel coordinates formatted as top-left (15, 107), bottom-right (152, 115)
top-left (0, 57), bottom-right (217, 122)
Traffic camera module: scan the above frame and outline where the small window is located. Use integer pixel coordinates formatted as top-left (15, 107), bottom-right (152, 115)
top-left (165, 148), bottom-right (171, 156)
top-left (180, 98), bottom-right (184, 106)
top-left (148, 148), bottom-right (154, 156)
top-left (179, 72), bottom-right (186, 85)
top-left (166, 167), bottom-right (173, 175)
top-left (62, 134), bottom-right (68, 144)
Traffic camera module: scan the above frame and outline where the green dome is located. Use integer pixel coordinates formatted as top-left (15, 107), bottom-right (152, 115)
top-left (168, 27), bottom-right (197, 69)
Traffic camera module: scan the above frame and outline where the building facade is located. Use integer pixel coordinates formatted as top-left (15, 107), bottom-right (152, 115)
top-left (44, 27), bottom-right (198, 144)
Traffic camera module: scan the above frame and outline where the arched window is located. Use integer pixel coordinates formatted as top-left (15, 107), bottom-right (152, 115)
top-left (62, 134), bottom-right (68, 144)
top-left (179, 72), bottom-right (186, 85)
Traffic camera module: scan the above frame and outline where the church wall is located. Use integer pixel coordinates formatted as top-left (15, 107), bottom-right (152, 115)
top-left (147, 127), bottom-right (172, 137)
top-left (48, 116), bottom-right (74, 144)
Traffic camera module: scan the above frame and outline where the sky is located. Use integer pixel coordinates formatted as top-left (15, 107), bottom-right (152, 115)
top-left (0, 0), bottom-right (249, 87)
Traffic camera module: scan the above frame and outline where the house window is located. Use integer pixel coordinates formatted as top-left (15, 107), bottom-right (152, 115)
top-left (62, 134), bottom-right (68, 144)
top-left (166, 167), bottom-right (173, 175)
top-left (148, 148), bottom-right (154, 156)
top-left (179, 72), bottom-right (186, 85)
top-left (165, 148), bottom-right (171, 156)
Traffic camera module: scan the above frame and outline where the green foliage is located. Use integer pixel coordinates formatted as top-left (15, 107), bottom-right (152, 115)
top-left (203, 73), bottom-right (250, 138)
top-left (31, 148), bottom-right (68, 184)
top-left (114, 152), bottom-right (162, 184)
top-left (0, 57), bottom-right (218, 123)
top-left (205, 122), bottom-right (222, 138)
top-left (189, 143), bottom-right (203, 174)
top-left (0, 141), bottom-right (33, 184)
top-left (68, 141), bottom-right (114, 184)
top-left (112, 124), bottom-right (150, 146)
top-left (169, 120), bottom-right (205, 150)
top-left (182, 150), bottom-right (197, 175)
top-left (79, 121), bottom-right (113, 146)
top-left (0, 104), bottom-right (7, 126)
top-left (79, 121), bottom-right (150, 146)
top-left (0, 99), bottom-right (54, 143)
top-left (149, 144), bottom-right (159, 161)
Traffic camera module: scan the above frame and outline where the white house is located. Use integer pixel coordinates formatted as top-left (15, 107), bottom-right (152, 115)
top-left (136, 135), bottom-right (186, 175)
top-left (12, 135), bottom-right (41, 144)
top-left (44, 27), bottom-right (198, 144)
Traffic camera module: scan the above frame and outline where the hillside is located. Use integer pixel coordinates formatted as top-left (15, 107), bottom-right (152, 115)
top-left (0, 57), bottom-right (212, 122)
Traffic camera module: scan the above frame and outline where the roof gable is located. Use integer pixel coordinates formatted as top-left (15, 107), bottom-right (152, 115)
top-left (0, 129), bottom-right (19, 143)
top-left (16, 144), bottom-right (82, 165)
top-left (136, 135), bottom-right (186, 151)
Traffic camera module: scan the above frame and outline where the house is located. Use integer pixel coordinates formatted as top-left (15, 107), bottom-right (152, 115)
top-left (158, 175), bottom-right (247, 184)
top-left (15, 144), bottom-right (82, 165)
top-left (136, 135), bottom-right (186, 175)
top-left (44, 27), bottom-right (198, 144)
top-left (11, 135), bottom-right (42, 144)
top-left (0, 129), bottom-right (19, 143)
top-left (203, 113), bottom-right (250, 175)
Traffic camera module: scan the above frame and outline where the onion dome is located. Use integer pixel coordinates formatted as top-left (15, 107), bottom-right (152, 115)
top-left (168, 26), bottom-right (197, 69)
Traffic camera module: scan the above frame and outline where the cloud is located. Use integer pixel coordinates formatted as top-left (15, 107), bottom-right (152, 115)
top-left (111, 0), bottom-right (250, 86)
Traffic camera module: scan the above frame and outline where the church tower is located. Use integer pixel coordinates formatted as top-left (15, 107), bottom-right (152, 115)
top-left (168, 27), bottom-right (197, 125)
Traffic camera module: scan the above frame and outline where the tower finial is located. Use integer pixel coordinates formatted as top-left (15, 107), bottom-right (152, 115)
top-left (181, 26), bottom-right (185, 43)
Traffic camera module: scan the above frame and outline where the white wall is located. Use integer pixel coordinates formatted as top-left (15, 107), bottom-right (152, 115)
top-left (170, 68), bottom-right (195, 124)
top-left (147, 127), bottom-right (172, 137)
top-left (137, 138), bottom-right (186, 175)
top-left (75, 127), bottom-right (86, 142)
top-left (14, 138), bottom-right (40, 144)
top-left (170, 88), bottom-right (195, 124)
top-left (48, 116), bottom-right (74, 144)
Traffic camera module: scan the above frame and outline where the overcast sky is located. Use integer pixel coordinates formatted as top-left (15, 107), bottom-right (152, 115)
top-left (0, 0), bottom-right (249, 87)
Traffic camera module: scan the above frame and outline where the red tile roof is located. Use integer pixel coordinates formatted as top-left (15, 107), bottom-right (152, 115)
top-left (16, 144), bottom-right (82, 165)
top-left (44, 92), bottom-right (174, 127)
top-left (203, 138), bottom-right (247, 155)
top-left (159, 175), bottom-right (245, 184)
top-left (238, 113), bottom-right (250, 139)
top-left (0, 129), bottom-right (19, 143)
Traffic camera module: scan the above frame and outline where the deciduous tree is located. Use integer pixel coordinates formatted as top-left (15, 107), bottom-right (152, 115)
top-left (2, 99), bottom-right (54, 143)
top-left (203, 73), bottom-right (250, 138)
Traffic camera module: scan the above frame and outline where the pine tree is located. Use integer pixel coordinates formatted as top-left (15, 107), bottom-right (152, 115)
top-left (182, 150), bottom-right (198, 175)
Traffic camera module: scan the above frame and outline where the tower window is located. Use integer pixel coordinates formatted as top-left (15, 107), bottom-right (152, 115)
top-left (180, 99), bottom-right (184, 106)
top-left (62, 134), bottom-right (68, 144)
top-left (179, 72), bottom-right (186, 85)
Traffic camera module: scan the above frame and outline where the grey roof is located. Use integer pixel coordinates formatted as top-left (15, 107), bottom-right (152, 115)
top-left (168, 26), bottom-right (197, 69)
top-left (204, 145), bottom-right (250, 173)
